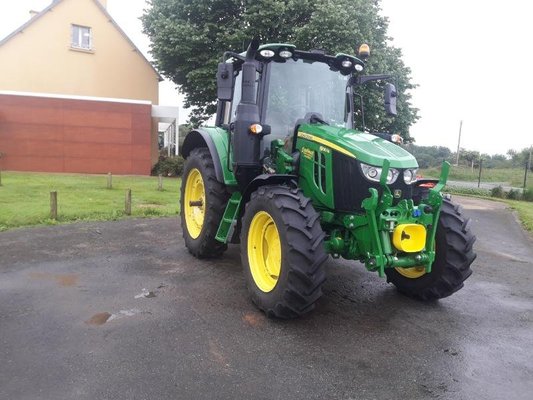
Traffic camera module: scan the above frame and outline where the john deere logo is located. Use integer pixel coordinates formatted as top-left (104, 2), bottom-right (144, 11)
top-left (301, 147), bottom-right (314, 160)
top-left (394, 189), bottom-right (402, 198)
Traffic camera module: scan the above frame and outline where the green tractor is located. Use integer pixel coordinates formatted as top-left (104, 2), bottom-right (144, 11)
top-left (180, 40), bottom-right (476, 318)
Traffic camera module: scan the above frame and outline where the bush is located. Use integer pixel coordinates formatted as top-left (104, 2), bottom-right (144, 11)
top-left (490, 185), bottom-right (505, 198)
top-left (151, 155), bottom-right (185, 177)
top-left (446, 186), bottom-right (490, 197)
top-left (507, 189), bottom-right (522, 200)
top-left (523, 188), bottom-right (533, 202)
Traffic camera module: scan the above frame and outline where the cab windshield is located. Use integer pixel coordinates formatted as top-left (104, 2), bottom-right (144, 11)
top-left (265, 59), bottom-right (350, 140)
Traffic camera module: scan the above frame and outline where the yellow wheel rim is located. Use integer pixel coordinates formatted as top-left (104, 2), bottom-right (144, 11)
top-left (247, 211), bottom-right (282, 293)
top-left (395, 266), bottom-right (426, 279)
top-left (184, 168), bottom-right (205, 239)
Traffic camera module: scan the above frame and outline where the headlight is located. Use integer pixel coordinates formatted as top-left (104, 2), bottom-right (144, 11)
top-left (259, 49), bottom-right (275, 58)
top-left (403, 168), bottom-right (418, 184)
top-left (360, 163), bottom-right (399, 184)
top-left (341, 60), bottom-right (353, 68)
top-left (279, 50), bottom-right (293, 59)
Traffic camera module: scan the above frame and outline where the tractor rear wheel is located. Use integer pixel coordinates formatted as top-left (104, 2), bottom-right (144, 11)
top-left (180, 148), bottom-right (230, 258)
top-left (385, 198), bottom-right (476, 300)
top-left (241, 186), bottom-right (328, 318)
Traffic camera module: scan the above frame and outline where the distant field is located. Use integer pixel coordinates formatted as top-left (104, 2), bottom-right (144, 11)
top-left (0, 172), bottom-right (180, 231)
top-left (420, 166), bottom-right (532, 188)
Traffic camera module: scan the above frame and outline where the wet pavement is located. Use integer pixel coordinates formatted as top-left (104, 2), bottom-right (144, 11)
top-left (0, 196), bottom-right (532, 399)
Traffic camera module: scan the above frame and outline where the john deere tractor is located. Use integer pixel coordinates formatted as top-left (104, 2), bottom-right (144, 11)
top-left (180, 40), bottom-right (476, 318)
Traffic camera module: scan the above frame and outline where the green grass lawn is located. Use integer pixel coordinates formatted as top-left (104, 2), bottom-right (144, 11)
top-left (1, 170), bottom-right (531, 236)
top-left (503, 200), bottom-right (533, 233)
top-left (0, 171), bottom-right (181, 231)
top-left (421, 166), bottom-right (532, 188)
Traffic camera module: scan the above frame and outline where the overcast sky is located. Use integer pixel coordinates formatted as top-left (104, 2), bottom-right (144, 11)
top-left (1, 0), bottom-right (532, 155)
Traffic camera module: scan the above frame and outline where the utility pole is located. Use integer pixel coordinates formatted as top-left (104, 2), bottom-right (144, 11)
top-left (455, 120), bottom-right (463, 166)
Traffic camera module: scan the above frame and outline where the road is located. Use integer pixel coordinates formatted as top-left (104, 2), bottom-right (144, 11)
top-left (0, 196), bottom-right (532, 399)
top-left (448, 180), bottom-right (523, 192)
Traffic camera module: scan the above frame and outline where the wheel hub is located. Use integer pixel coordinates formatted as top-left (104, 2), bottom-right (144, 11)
top-left (184, 168), bottom-right (205, 239)
top-left (247, 211), bottom-right (281, 292)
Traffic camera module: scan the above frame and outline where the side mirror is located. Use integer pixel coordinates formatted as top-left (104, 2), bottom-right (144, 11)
top-left (217, 62), bottom-right (234, 101)
top-left (384, 83), bottom-right (397, 116)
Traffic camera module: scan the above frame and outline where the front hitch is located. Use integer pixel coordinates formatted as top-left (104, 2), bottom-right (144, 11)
top-left (361, 160), bottom-right (450, 276)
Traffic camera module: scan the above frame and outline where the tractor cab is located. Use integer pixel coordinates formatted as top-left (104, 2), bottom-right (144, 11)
top-left (220, 45), bottom-right (358, 148)
top-left (215, 41), bottom-right (402, 191)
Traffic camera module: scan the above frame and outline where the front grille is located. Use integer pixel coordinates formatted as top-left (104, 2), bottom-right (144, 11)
top-left (332, 152), bottom-right (413, 212)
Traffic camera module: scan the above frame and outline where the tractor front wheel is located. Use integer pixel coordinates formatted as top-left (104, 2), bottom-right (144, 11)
top-left (385, 198), bottom-right (476, 300)
top-left (180, 148), bottom-right (229, 258)
top-left (241, 186), bottom-right (328, 318)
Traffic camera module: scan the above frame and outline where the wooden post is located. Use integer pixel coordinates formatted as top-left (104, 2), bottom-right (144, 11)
top-left (477, 159), bottom-right (483, 188)
top-left (50, 191), bottom-right (58, 220)
top-left (158, 174), bottom-right (163, 191)
top-left (523, 162), bottom-right (529, 190)
top-left (524, 147), bottom-right (532, 189)
top-left (125, 189), bottom-right (132, 215)
top-left (107, 172), bottom-right (112, 189)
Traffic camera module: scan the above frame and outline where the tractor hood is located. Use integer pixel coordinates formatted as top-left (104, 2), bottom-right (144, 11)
top-left (298, 124), bottom-right (418, 169)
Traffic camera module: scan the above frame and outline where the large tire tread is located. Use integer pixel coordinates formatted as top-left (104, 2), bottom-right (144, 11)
top-left (180, 148), bottom-right (230, 258)
top-left (241, 185), bottom-right (327, 319)
top-left (385, 198), bottom-right (476, 300)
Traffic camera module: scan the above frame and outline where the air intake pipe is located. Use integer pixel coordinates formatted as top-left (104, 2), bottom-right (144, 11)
top-left (232, 39), bottom-right (262, 191)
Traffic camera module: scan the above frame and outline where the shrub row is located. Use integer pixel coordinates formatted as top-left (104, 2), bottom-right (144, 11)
top-left (151, 155), bottom-right (185, 177)
top-left (490, 186), bottom-right (533, 202)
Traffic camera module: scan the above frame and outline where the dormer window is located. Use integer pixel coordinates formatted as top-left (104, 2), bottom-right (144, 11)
top-left (71, 24), bottom-right (92, 50)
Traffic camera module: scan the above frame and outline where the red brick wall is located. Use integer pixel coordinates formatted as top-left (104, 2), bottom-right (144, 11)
top-left (0, 94), bottom-right (153, 175)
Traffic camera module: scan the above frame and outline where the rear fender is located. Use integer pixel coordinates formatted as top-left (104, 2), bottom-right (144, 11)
top-left (182, 128), bottom-right (237, 186)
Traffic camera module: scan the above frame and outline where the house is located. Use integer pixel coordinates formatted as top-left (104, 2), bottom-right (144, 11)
top-left (0, 0), bottom-right (175, 175)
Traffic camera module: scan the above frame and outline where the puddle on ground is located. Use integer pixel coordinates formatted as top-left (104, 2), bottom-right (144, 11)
top-left (242, 312), bottom-right (266, 328)
top-left (29, 272), bottom-right (78, 287)
top-left (86, 312), bottom-right (112, 325)
top-left (134, 288), bottom-right (156, 299)
top-left (85, 309), bottom-right (142, 326)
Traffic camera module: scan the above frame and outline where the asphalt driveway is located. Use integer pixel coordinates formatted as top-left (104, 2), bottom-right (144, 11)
top-left (0, 196), bottom-right (532, 399)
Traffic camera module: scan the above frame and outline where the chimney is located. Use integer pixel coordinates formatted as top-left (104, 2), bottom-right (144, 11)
top-left (97, 0), bottom-right (107, 8)
top-left (29, 10), bottom-right (39, 18)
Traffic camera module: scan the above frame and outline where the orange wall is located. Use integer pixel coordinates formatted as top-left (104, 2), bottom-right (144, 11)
top-left (0, 94), bottom-right (153, 175)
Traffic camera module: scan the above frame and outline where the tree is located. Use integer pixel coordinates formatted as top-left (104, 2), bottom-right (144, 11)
top-left (459, 148), bottom-right (481, 168)
top-left (142, 0), bottom-right (419, 140)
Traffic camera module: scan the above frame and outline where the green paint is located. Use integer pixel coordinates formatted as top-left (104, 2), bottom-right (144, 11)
top-left (295, 134), bottom-right (335, 209)
top-left (298, 124), bottom-right (418, 169)
top-left (271, 140), bottom-right (294, 174)
top-left (215, 192), bottom-right (242, 243)
top-left (201, 126), bottom-right (237, 186)
top-left (321, 160), bottom-right (448, 274)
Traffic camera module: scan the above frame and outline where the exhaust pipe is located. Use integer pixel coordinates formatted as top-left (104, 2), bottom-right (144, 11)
top-left (232, 39), bottom-right (262, 190)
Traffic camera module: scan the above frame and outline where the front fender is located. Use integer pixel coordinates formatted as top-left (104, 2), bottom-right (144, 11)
top-left (228, 174), bottom-right (298, 244)
top-left (240, 173), bottom-right (298, 214)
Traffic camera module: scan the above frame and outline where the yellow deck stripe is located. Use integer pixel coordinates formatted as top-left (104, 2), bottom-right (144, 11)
top-left (297, 132), bottom-right (356, 159)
